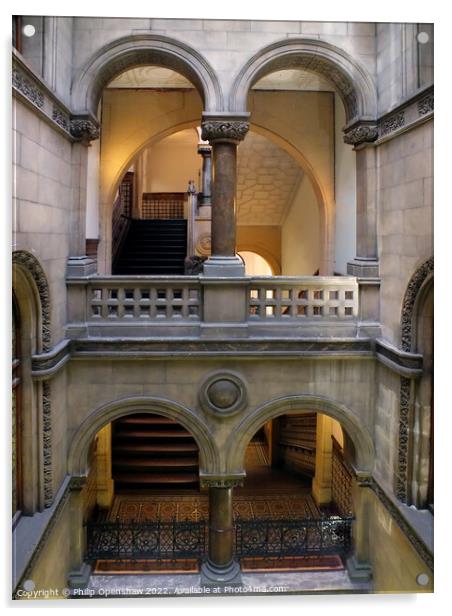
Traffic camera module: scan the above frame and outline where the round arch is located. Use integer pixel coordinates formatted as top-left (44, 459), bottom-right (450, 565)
top-left (71, 34), bottom-right (223, 116)
top-left (225, 394), bottom-right (375, 473)
top-left (237, 247), bottom-right (279, 275)
top-left (68, 396), bottom-right (220, 478)
top-left (401, 256), bottom-right (434, 352)
top-left (229, 38), bottom-right (377, 124)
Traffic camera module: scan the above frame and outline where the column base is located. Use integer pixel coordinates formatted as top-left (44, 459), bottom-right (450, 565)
top-left (66, 256), bottom-right (97, 278)
top-left (346, 555), bottom-right (373, 581)
top-left (67, 562), bottom-right (92, 589)
top-left (200, 559), bottom-right (242, 588)
top-left (347, 258), bottom-right (379, 278)
top-left (202, 255), bottom-right (245, 277)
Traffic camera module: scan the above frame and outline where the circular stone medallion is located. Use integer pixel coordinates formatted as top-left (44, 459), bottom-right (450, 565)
top-left (199, 372), bottom-right (247, 416)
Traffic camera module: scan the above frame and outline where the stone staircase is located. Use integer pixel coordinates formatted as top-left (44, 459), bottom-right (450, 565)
top-left (113, 219), bottom-right (187, 275)
top-left (112, 414), bottom-right (199, 491)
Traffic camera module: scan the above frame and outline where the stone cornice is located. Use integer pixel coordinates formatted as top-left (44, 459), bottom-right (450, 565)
top-left (31, 339), bottom-right (71, 380)
top-left (375, 338), bottom-right (423, 378)
top-left (201, 113), bottom-right (250, 143)
top-left (12, 51), bottom-right (100, 144)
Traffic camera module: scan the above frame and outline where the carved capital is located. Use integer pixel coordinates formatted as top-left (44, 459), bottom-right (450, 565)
top-left (201, 120), bottom-right (249, 143)
top-left (70, 116), bottom-right (100, 144)
top-left (197, 144), bottom-right (212, 157)
top-left (343, 123), bottom-right (378, 146)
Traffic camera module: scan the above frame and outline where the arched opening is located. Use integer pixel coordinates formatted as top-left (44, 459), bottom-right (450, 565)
top-left (233, 410), bottom-right (356, 571)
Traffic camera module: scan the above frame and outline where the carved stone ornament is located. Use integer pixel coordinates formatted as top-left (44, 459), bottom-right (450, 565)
top-left (184, 255), bottom-right (207, 274)
top-left (401, 256), bottom-right (434, 353)
top-left (343, 124), bottom-right (378, 146)
top-left (199, 371), bottom-right (248, 416)
top-left (42, 381), bottom-right (53, 507)
top-left (396, 376), bottom-right (412, 502)
top-left (418, 93), bottom-right (434, 116)
top-left (70, 118), bottom-right (100, 143)
top-left (52, 105), bottom-right (70, 131)
top-left (196, 233), bottom-right (211, 257)
top-left (12, 67), bottom-right (44, 108)
top-left (379, 111), bottom-right (405, 137)
top-left (201, 120), bottom-right (250, 143)
top-left (13, 251), bottom-right (51, 352)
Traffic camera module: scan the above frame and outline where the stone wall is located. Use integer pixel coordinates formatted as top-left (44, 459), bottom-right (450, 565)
top-left (377, 120), bottom-right (433, 346)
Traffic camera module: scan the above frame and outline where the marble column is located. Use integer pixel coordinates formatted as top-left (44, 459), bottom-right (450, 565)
top-left (198, 144), bottom-right (212, 206)
top-left (200, 478), bottom-right (242, 587)
top-left (201, 114), bottom-right (250, 276)
top-left (343, 122), bottom-right (380, 278)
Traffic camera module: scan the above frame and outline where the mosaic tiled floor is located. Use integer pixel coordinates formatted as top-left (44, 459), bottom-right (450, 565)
top-left (107, 492), bottom-right (320, 522)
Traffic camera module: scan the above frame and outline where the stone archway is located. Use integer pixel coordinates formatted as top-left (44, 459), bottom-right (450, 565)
top-left (68, 395), bottom-right (220, 479)
top-left (224, 394), bottom-right (375, 474)
top-left (71, 33), bottom-right (223, 116)
top-left (229, 37), bottom-right (377, 125)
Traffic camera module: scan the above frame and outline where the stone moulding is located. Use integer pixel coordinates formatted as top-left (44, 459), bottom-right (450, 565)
top-left (401, 257), bottom-right (434, 353)
top-left (396, 256), bottom-right (433, 503)
top-left (375, 339), bottom-right (423, 377)
top-left (418, 92), bottom-right (434, 116)
top-left (379, 111), bottom-right (405, 137)
top-left (356, 473), bottom-right (433, 571)
top-left (13, 251), bottom-right (53, 506)
top-left (199, 474), bottom-right (245, 489)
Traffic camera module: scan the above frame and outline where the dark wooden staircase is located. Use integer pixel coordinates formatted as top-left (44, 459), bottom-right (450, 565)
top-left (113, 219), bottom-right (187, 275)
top-left (112, 414), bottom-right (199, 491)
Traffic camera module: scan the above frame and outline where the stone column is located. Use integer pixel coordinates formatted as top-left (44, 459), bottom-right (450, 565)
top-left (198, 144), bottom-right (212, 206)
top-left (67, 477), bottom-right (92, 589)
top-left (312, 414), bottom-right (333, 506)
top-left (201, 114), bottom-right (250, 276)
top-left (346, 474), bottom-right (373, 580)
top-left (66, 115), bottom-right (100, 278)
top-left (343, 122), bottom-right (380, 278)
top-left (200, 477), bottom-right (243, 587)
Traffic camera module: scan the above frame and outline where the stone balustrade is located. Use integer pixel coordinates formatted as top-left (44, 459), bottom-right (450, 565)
top-left (66, 274), bottom-right (376, 339)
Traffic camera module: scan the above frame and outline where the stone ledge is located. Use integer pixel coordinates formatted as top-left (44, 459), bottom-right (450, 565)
top-left (375, 338), bottom-right (423, 377)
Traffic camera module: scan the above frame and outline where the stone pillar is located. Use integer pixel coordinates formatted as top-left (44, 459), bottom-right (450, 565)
top-left (198, 144), bottom-right (212, 206)
top-left (66, 115), bottom-right (100, 278)
top-left (312, 414), bottom-right (333, 506)
top-left (96, 424), bottom-right (114, 509)
top-left (343, 122), bottom-right (380, 278)
top-left (346, 474), bottom-right (373, 580)
top-left (200, 476), bottom-right (243, 587)
top-left (67, 477), bottom-right (92, 589)
top-left (201, 113), bottom-right (250, 276)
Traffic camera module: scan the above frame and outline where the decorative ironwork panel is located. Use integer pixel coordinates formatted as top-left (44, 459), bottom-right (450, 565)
top-left (142, 193), bottom-right (185, 219)
top-left (86, 519), bottom-right (206, 562)
top-left (235, 516), bottom-right (353, 559)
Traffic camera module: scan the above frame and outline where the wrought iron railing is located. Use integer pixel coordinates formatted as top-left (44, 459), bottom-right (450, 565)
top-left (234, 516), bottom-right (353, 559)
top-left (86, 518), bottom-right (206, 562)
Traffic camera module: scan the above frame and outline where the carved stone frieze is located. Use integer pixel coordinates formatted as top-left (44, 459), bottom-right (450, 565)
top-left (396, 376), bottom-right (412, 503)
top-left (12, 67), bottom-right (44, 108)
top-left (418, 93), bottom-right (434, 116)
top-left (42, 381), bottom-right (53, 507)
top-left (52, 105), bottom-right (70, 131)
top-left (201, 120), bottom-right (249, 143)
top-left (379, 111), bottom-right (405, 137)
top-left (343, 123), bottom-right (378, 146)
top-left (70, 117), bottom-right (100, 143)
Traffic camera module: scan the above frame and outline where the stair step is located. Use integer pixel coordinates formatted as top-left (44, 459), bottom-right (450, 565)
top-left (114, 443), bottom-right (199, 453)
top-left (113, 473), bottom-right (199, 484)
top-left (113, 457), bottom-right (198, 468)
